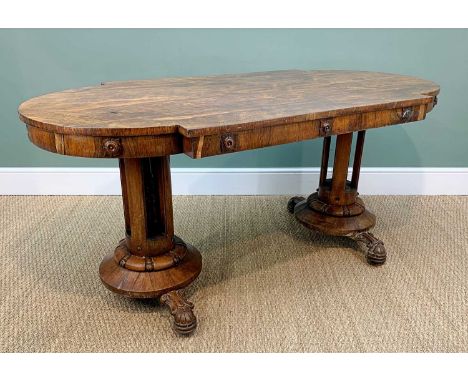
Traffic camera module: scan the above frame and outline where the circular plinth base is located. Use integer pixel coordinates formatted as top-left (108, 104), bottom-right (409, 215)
top-left (99, 241), bottom-right (202, 299)
top-left (292, 197), bottom-right (376, 236)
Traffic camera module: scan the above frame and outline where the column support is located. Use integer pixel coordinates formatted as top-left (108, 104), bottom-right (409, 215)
top-left (287, 131), bottom-right (387, 265)
top-left (99, 156), bottom-right (202, 334)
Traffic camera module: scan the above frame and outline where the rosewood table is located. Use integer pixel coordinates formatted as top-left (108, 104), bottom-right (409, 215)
top-left (18, 70), bottom-right (440, 335)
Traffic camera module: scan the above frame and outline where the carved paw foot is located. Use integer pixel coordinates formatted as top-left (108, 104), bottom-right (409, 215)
top-left (349, 231), bottom-right (387, 266)
top-left (160, 290), bottom-right (197, 335)
top-left (287, 196), bottom-right (305, 214)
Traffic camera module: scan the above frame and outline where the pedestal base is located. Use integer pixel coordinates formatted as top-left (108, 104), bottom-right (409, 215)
top-left (99, 240), bottom-right (202, 299)
top-left (291, 195), bottom-right (376, 236)
top-left (100, 157), bottom-right (203, 334)
top-left (288, 195), bottom-right (387, 266)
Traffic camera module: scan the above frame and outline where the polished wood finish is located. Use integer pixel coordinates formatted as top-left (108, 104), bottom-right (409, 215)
top-left (19, 70), bottom-right (439, 137)
top-left (349, 231), bottom-right (387, 266)
top-left (330, 133), bottom-right (353, 205)
top-left (288, 131), bottom-right (385, 265)
top-left (20, 70), bottom-right (439, 160)
top-left (26, 124), bottom-right (182, 158)
top-left (18, 70), bottom-right (440, 334)
top-left (319, 136), bottom-right (331, 187)
top-left (99, 156), bottom-right (201, 334)
top-left (183, 104), bottom-right (429, 158)
top-left (160, 290), bottom-right (198, 335)
top-left (351, 131), bottom-right (366, 188)
top-left (24, 101), bottom-right (431, 159)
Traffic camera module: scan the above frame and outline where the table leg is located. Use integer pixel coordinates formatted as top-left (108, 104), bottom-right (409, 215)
top-left (99, 156), bottom-right (202, 334)
top-left (287, 131), bottom-right (387, 265)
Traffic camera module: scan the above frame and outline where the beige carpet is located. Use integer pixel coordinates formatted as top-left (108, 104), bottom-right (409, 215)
top-left (0, 195), bottom-right (467, 352)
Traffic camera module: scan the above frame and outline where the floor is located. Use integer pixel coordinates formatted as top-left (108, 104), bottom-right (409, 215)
top-left (0, 195), bottom-right (467, 352)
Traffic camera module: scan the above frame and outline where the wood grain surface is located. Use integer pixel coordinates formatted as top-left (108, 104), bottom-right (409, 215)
top-left (17, 70), bottom-right (441, 334)
top-left (19, 70), bottom-right (439, 138)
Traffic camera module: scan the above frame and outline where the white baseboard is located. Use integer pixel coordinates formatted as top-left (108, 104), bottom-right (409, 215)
top-left (0, 167), bottom-right (467, 196)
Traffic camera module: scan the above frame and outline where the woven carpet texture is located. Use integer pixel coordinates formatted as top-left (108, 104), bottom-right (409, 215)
top-left (0, 195), bottom-right (467, 352)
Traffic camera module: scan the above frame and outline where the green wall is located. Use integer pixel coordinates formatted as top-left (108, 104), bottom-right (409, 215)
top-left (1, 29), bottom-right (466, 168)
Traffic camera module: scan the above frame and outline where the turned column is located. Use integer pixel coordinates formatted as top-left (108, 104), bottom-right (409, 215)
top-left (288, 131), bottom-right (387, 265)
top-left (99, 156), bottom-right (202, 335)
top-left (120, 157), bottom-right (174, 258)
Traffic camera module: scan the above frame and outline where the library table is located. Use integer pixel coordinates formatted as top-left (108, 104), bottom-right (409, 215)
top-left (18, 70), bottom-right (440, 334)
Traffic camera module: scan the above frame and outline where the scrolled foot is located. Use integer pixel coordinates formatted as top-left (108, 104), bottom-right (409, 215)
top-left (349, 231), bottom-right (387, 266)
top-left (287, 196), bottom-right (305, 214)
top-left (160, 290), bottom-right (197, 335)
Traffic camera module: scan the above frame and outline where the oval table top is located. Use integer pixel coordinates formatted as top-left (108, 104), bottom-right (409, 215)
top-left (19, 70), bottom-right (439, 139)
